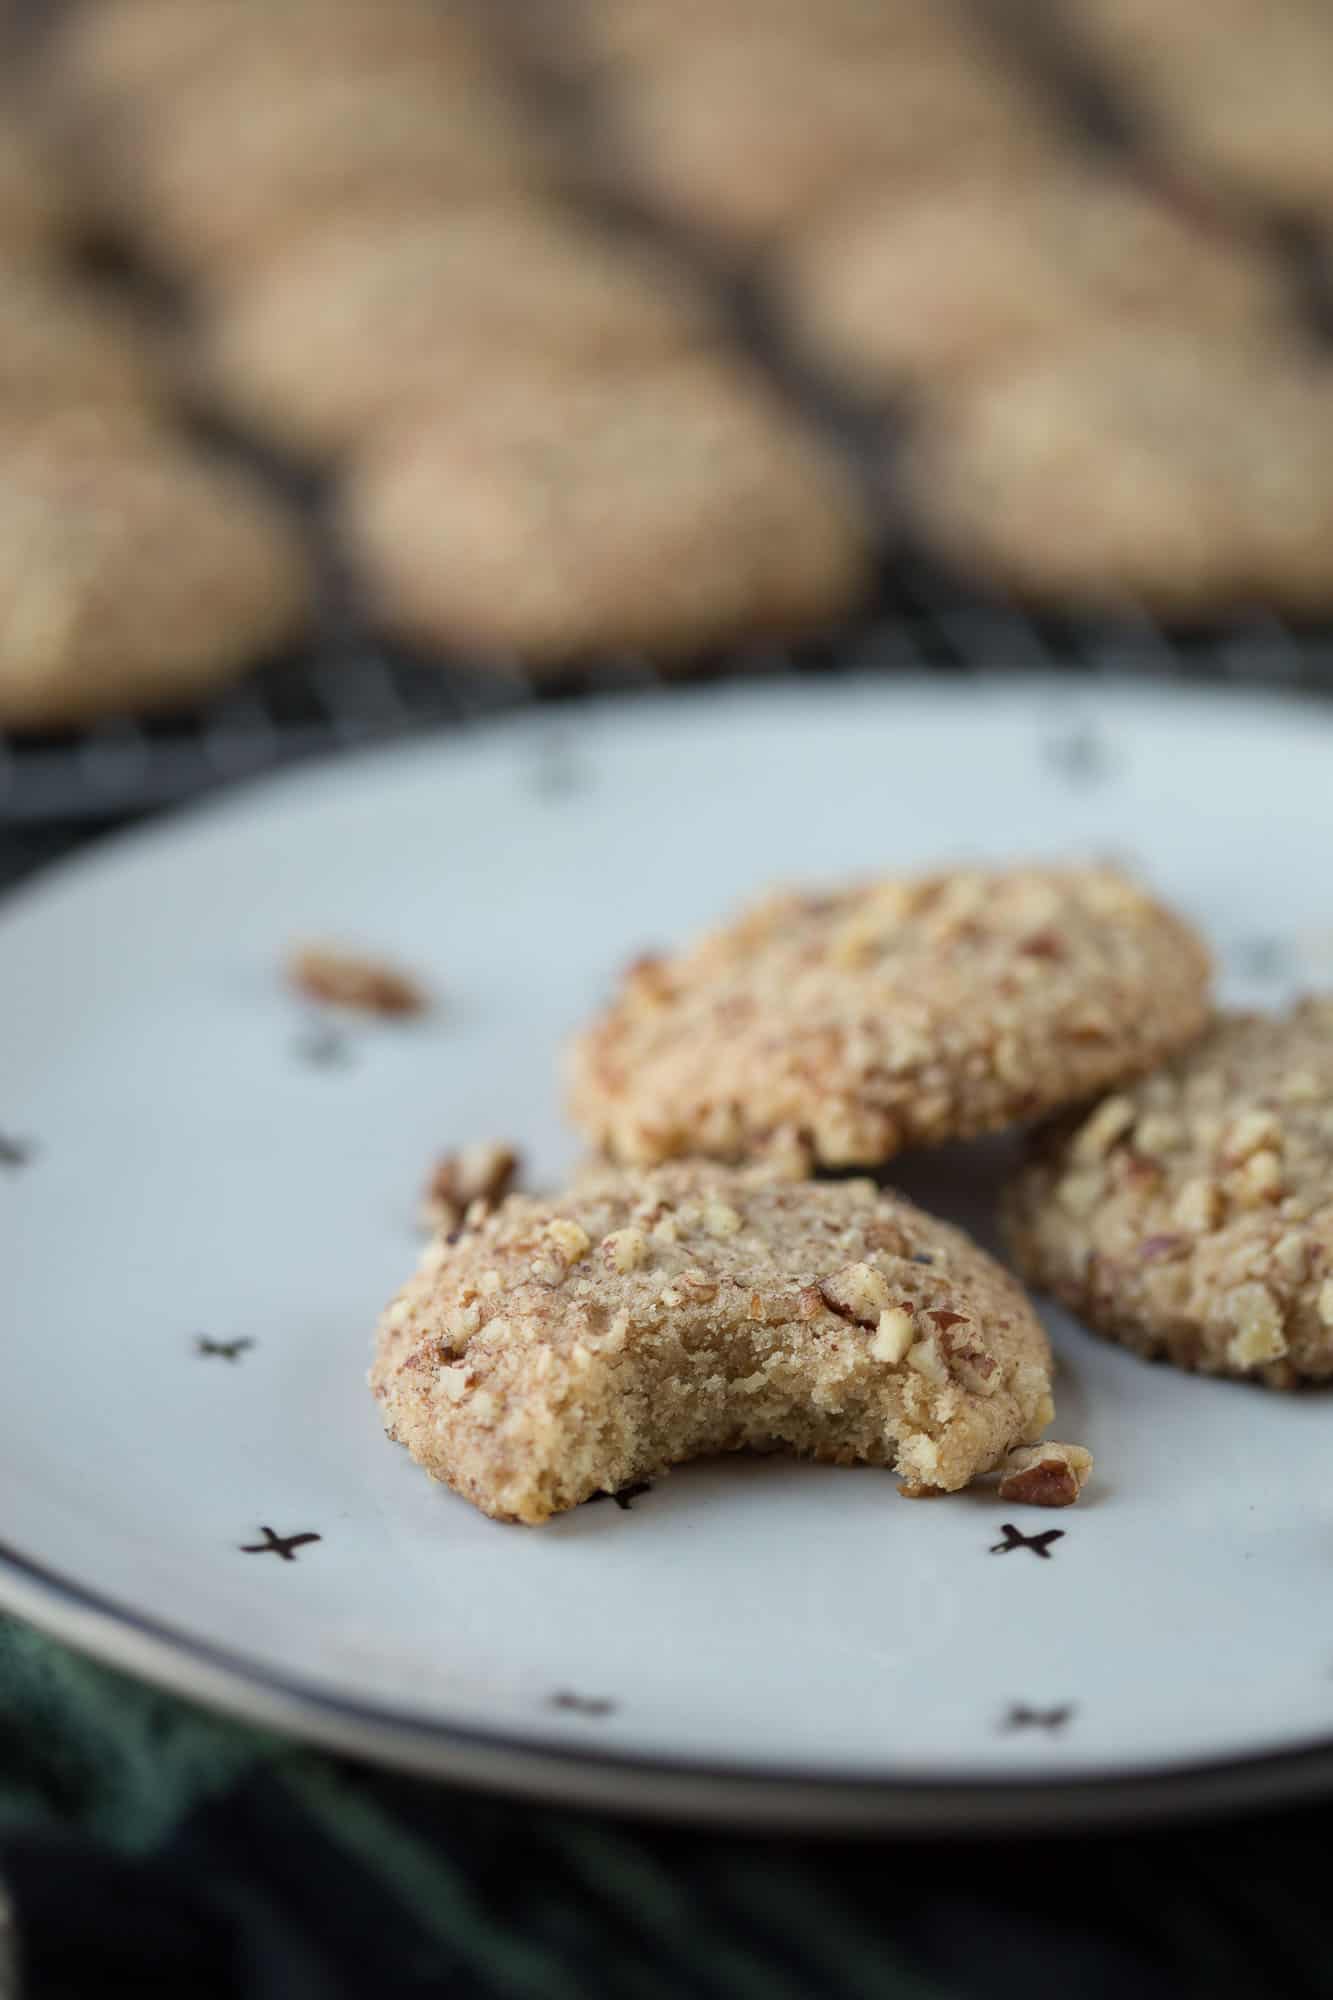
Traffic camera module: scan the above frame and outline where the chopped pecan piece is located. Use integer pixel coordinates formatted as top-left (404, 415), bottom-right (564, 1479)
top-left (290, 942), bottom-right (429, 1017)
top-left (997, 1442), bottom-right (1093, 1509)
top-left (422, 1141), bottom-right (520, 1232)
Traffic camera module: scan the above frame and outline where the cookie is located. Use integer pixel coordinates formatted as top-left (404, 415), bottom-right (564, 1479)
top-left (338, 354), bottom-right (874, 664)
top-left (0, 268), bottom-right (167, 426)
top-left (0, 433), bottom-right (313, 728)
top-left (1005, 1002), bottom-right (1333, 1386)
top-left (778, 168), bottom-right (1286, 399)
top-left (0, 114), bottom-right (71, 254)
top-left (371, 1160), bottom-right (1058, 1522)
top-left (568, 865), bottom-right (1211, 1169)
top-left (49, 0), bottom-right (492, 123)
top-left (202, 203), bottom-right (724, 460)
top-left (571, 0), bottom-right (972, 80)
top-left (899, 328), bottom-right (1333, 615)
top-left (609, 33), bottom-right (1059, 248)
top-left (109, 67), bottom-right (556, 283)
top-left (1059, 0), bottom-right (1333, 213)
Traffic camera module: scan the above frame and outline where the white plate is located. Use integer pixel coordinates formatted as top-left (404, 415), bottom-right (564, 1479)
top-left (4, 673), bottom-right (1333, 1834)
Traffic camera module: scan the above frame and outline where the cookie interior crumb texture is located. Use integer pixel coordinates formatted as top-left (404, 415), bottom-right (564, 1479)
top-left (1006, 1000), bottom-right (1333, 1386)
top-left (371, 1163), bottom-right (1057, 1524)
top-left (569, 864), bottom-right (1211, 1169)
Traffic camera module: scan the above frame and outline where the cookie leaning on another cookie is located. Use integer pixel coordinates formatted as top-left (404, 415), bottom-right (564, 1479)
top-left (338, 353), bottom-right (874, 665)
top-left (371, 1162), bottom-right (1059, 1523)
top-left (1005, 1001), bottom-right (1333, 1386)
top-left (569, 865), bottom-right (1211, 1169)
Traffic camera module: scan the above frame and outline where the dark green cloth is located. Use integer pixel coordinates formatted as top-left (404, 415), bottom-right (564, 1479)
top-left (6, 1613), bottom-right (1333, 2000)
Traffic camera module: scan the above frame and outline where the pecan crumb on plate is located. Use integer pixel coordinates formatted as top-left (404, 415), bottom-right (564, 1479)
top-left (288, 942), bottom-right (430, 1017)
top-left (997, 1441), bottom-right (1094, 1508)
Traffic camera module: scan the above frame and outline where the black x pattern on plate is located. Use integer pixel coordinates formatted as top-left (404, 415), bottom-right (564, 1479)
top-left (240, 1527), bottom-right (321, 1562)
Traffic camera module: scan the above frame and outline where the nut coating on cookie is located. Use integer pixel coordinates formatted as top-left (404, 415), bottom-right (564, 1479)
top-left (568, 865), bottom-right (1211, 1169)
top-left (1006, 1001), bottom-right (1333, 1386)
top-left (371, 1162), bottom-right (1056, 1523)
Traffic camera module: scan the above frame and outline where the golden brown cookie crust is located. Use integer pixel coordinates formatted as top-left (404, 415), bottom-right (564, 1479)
top-left (371, 1162), bottom-right (1056, 1523)
top-left (339, 354), bottom-right (873, 664)
top-left (1005, 1001), bottom-right (1333, 1386)
top-left (569, 865), bottom-right (1211, 1170)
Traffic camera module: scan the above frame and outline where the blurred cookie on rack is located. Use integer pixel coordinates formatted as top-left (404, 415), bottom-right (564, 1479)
top-left (0, 265), bottom-right (172, 428)
top-left (775, 168), bottom-right (1291, 401)
top-left (603, 30), bottom-right (1063, 250)
top-left (566, 0), bottom-right (969, 81)
top-left (0, 428), bottom-right (313, 729)
top-left (1053, 0), bottom-right (1333, 216)
top-left (0, 110), bottom-right (73, 258)
top-left (898, 327), bottom-right (1333, 615)
top-left (46, 0), bottom-right (495, 127)
top-left (200, 201), bottom-right (727, 461)
top-left (339, 354), bottom-right (875, 666)
top-left (92, 63), bottom-right (562, 286)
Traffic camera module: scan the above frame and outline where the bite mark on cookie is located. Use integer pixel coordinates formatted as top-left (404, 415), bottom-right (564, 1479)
top-left (371, 1162), bottom-right (1057, 1524)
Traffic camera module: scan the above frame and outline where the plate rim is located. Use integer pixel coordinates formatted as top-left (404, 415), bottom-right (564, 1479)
top-left (8, 670), bottom-right (1333, 1834)
top-left (7, 1539), bottom-right (1333, 1835)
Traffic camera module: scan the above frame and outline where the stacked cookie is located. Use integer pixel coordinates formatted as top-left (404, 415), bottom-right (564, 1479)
top-left (371, 862), bottom-right (1227, 1525)
top-left (0, 64), bottom-right (313, 730)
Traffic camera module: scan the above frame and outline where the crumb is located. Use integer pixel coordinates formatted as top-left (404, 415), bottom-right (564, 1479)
top-left (289, 942), bottom-right (429, 1017)
top-left (422, 1140), bottom-right (521, 1232)
top-left (997, 1441), bottom-right (1093, 1508)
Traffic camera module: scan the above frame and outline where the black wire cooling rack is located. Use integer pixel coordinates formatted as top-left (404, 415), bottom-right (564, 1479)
top-left (3, 570), bottom-right (1332, 832)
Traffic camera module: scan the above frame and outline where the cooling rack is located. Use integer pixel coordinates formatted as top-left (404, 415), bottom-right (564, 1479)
top-left (2, 568), bottom-right (1330, 834)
